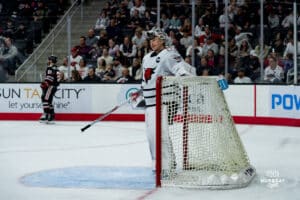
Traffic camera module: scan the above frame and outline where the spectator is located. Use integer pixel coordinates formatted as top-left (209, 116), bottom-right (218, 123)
top-left (58, 56), bottom-right (75, 81)
top-left (102, 1), bottom-right (112, 16)
top-left (73, 36), bottom-right (95, 59)
top-left (14, 23), bottom-right (33, 55)
top-left (97, 29), bottom-right (109, 49)
top-left (180, 17), bottom-right (192, 35)
top-left (263, 56), bottom-right (284, 83)
top-left (116, 67), bottom-right (135, 83)
top-left (167, 30), bottom-right (181, 50)
top-left (102, 63), bottom-right (116, 81)
top-left (119, 35), bottom-right (137, 65)
top-left (142, 10), bottom-right (155, 29)
top-left (19, 2), bottom-right (34, 22)
top-left (69, 47), bottom-right (82, 70)
top-left (130, 0), bottom-right (145, 18)
top-left (83, 66), bottom-right (101, 83)
top-left (3, 19), bottom-right (16, 38)
top-left (114, 10), bottom-right (127, 28)
top-left (0, 36), bottom-right (21, 75)
top-left (70, 69), bottom-right (82, 82)
top-left (202, 36), bottom-right (219, 56)
top-left (282, 53), bottom-right (294, 76)
top-left (108, 38), bottom-right (119, 57)
top-left (253, 43), bottom-right (271, 60)
top-left (85, 28), bottom-right (98, 47)
top-left (129, 58), bottom-right (142, 82)
top-left (132, 27), bottom-right (146, 50)
top-left (168, 13), bottom-right (181, 31)
top-left (270, 32), bottom-right (284, 56)
top-left (218, 8), bottom-right (234, 32)
top-left (179, 30), bottom-right (193, 49)
top-left (127, 8), bottom-right (142, 31)
top-left (201, 68), bottom-right (210, 76)
top-left (194, 17), bottom-right (206, 38)
top-left (198, 25), bottom-right (223, 45)
top-left (76, 58), bottom-right (89, 80)
top-left (266, 50), bottom-right (284, 68)
top-left (283, 38), bottom-right (300, 59)
top-left (246, 50), bottom-right (260, 81)
top-left (94, 11), bottom-right (110, 33)
top-left (200, 3), bottom-right (215, 28)
top-left (206, 49), bottom-right (219, 75)
top-left (283, 29), bottom-right (293, 46)
top-left (58, 70), bottom-right (66, 82)
top-left (117, 1), bottom-right (130, 25)
top-left (281, 10), bottom-right (294, 29)
top-left (233, 25), bottom-right (252, 47)
top-left (227, 38), bottom-right (239, 67)
top-left (96, 58), bottom-right (106, 79)
top-left (112, 56), bottom-right (124, 79)
top-left (184, 56), bottom-right (192, 65)
top-left (234, 68), bottom-right (252, 83)
top-left (105, 18), bottom-right (121, 42)
top-left (233, 6), bottom-right (249, 30)
top-left (36, 1), bottom-right (50, 33)
top-left (196, 56), bottom-right (209, 76)
top-left (137, 39), bottom-right (150, 60)
top-left (160, 13), bottom-right (170, 31)
top-left (186, 38), bottom-right (203, 58)
top-left (267, 10), bottom-right (280, 31)
top-left (236, 39), bottom-right (252, 68)
top-left (97, 47), bottom-right (113, 66)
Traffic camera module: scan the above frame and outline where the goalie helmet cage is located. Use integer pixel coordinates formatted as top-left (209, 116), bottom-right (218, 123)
top-left (155, 76), bottom-right (255, 189)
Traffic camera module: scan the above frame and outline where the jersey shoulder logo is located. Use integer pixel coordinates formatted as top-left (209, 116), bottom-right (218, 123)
top-left (156, 57), bottom-right (160, 63)
top-left (173, 55), bottom-right (182, 62)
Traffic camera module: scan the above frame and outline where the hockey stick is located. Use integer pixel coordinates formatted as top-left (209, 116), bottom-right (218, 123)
top-left (81, 99), bottom-right (130, 132)
top-left (81, 89), bottom-right (142, 132)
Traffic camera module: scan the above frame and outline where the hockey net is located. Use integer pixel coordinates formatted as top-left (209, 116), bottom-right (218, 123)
top-left (155, 76), bottom-right (255, 189)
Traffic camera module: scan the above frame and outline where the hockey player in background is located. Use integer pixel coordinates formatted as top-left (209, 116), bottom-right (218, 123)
top-left (131, 28), bottom-right (196, 176)
top-left (40, 55), bottom-right (60, 124)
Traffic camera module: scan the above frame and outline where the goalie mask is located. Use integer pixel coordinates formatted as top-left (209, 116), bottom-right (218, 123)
top-left (147, 29), bottom-right (167, 42)
top-left (147, 29), bottom-right (173, 47)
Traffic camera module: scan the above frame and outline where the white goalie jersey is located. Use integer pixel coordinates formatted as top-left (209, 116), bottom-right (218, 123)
top-left (141, 48), bottom-right (196, 107)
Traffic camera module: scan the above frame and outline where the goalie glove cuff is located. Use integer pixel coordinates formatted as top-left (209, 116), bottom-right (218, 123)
top-left (130, 89), bottom-right (145, 109)
top-left (40, 81), bottom-right (49, 89)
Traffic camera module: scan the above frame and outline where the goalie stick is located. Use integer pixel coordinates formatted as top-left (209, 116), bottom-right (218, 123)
top-left (81, 89), bottom-right (142, 132)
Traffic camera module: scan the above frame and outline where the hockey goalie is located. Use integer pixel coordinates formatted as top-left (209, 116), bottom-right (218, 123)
top-left (131, 28), bottom-right (255, 189)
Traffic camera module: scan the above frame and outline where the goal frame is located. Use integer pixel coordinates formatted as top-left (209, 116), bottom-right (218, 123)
top-left (155, 76), bottom-right (255, 188)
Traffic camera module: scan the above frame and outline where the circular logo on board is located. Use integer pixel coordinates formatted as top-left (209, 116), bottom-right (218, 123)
top-left (125, 88), bottom-right (139, 100)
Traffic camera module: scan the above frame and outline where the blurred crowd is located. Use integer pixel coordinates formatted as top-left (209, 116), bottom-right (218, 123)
top-left (60, 0), bottom-right (299, 84)
top-left (0, 0), bottom-right (68, 81)
top-left (1, 0), bottom-right (300, 84)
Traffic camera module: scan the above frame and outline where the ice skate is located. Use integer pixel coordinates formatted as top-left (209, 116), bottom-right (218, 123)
top-left (39, 114), bottom-right (48, 123)
top-left (47, 113), bottom-right (55, 124)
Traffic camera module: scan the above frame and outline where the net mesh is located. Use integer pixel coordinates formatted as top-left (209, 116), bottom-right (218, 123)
top-left (158, 76), bottom-right (255, 189)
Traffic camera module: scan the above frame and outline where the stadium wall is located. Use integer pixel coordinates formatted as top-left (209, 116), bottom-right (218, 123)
top-left (0, 83), bottom-right (299, 126)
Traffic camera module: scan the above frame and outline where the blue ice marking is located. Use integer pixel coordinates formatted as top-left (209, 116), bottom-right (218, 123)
top-left (20, 166), bottom-right (155, 189)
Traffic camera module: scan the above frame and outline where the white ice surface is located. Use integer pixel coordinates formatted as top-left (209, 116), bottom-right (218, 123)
top-left (0, 121), bottom-right (299, 200)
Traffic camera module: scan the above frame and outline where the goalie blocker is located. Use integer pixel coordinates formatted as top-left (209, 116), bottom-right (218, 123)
top-left (155, 76), bottom-right (255, 189)
top-left (130, 89), bottom-right (146, 109)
